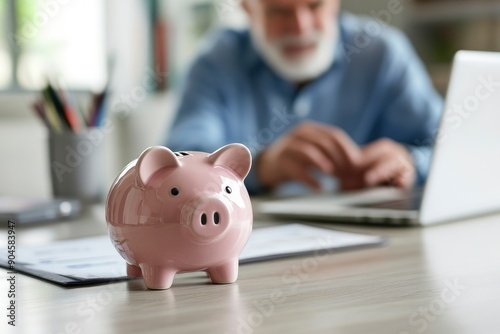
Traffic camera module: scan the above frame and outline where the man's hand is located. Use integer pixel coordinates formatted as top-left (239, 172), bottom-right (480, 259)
top-left (256, 122), bottom-right (416, 190)
top-left (256, 122), bottom-right (363, 189)
top-left (360, 138), bottom-right (416, 189)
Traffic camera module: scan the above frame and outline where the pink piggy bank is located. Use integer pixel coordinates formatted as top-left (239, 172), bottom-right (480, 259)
top-left (105, 143), bottom-right (253, 289)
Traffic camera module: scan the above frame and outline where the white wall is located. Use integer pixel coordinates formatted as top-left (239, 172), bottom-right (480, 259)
top-left (0, 97), bottom-right (50, 197)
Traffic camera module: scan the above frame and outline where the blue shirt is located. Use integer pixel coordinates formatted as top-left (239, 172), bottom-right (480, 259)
top-left (166, 13), bottom-right (443, 194)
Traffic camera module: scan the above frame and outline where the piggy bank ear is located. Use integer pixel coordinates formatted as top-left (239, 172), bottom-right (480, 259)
top-left (207, 143), bottom-right (252, 180)
top-left (136, 146), bottom-right (180, 187)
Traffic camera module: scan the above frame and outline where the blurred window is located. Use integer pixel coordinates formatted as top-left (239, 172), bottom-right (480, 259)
top-left (1, 0), bottom-right (106, 91)
top-left (0, 0), bottom-right (12, 88)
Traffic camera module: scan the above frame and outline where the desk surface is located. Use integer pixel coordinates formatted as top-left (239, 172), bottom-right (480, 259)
top-left (1, 203), bottom-right (500, 334)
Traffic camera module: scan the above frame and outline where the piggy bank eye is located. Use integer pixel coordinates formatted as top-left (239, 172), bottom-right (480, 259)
top-left (225, 186), bottom-right (232, 194)
top-left (170, 187), bottom-right (180, 196)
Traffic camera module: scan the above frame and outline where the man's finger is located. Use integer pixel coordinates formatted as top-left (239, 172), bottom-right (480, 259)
top-left (392, 162), bottom-right (415, 189)
top-left (286, 160), bottom-right (322, 190)
top-left (292, 123), bottom-right (343, 170)
top-left (288, 139), bottom-right (334, 174)
top-left (324, 127), bottom-right (363, 171)
top-left (361, 139), bottom-right (392, 167)
top-left (294, 122), bottom-right (362, 172)
top-left (363, 156), bottom-right (400, 187)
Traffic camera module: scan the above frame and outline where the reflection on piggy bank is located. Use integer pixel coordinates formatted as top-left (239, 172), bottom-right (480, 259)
top-left (105, 143), bottom-right (253, 289)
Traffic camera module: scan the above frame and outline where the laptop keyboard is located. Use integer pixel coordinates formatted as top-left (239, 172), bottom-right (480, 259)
top-left (354, 195), bottom-right (423, 211)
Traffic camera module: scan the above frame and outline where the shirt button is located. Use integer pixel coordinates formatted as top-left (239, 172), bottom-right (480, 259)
top-left (294, 99), bottom-right (310, 117)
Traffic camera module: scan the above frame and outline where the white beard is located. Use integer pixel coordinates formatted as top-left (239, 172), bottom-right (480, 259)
top-left (250, 23), bottom-right (338, 82)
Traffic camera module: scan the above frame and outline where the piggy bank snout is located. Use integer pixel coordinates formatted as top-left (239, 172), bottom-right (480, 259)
top-left (183, 196), bottom-right (231, 240)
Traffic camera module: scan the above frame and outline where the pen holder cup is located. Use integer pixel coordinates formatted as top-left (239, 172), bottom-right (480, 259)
top-left (48, 128), bottom-right (105, 203)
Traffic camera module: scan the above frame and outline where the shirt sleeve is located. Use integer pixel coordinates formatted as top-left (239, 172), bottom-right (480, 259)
top-left (165, 55), bottom-right (228, 154)
top-left (164, 50), bottom-right (264, 194)
top-left (370, 29), bottom-right (443, 185)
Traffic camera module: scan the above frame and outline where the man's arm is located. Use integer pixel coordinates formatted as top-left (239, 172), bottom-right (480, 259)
top-left (166, 56), bottom-right (228, 154)
top-left (165, 47), bottom-right (265, 195)
top-left (362, 28), bottom-right (443, 186)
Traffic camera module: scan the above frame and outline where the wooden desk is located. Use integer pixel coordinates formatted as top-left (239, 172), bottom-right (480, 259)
top-left (1, 204), bottom-right (500, 334)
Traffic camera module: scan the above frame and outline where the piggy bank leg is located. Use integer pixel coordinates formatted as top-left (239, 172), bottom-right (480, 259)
top-left (207, 258), bottom-right (238, 284)
top-left (127, 264), bottom-right (143, 277)
top-left (140, 264), bottom-right (177, 289)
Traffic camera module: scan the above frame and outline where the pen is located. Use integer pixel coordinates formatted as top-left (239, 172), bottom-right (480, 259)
top-left (31, 100), bottom-right (50, 129)
top-left (58, 87), bottom-right (82, 133)
top-left (41, 90), bottom-right (63, 133)
top-left (46, 84), bottom-right (71, 131)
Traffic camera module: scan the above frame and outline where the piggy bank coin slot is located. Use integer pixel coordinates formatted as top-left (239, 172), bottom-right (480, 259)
top-left (174, 152), bottom-right (191, 157)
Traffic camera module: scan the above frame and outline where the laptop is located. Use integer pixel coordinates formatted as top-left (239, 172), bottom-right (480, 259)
top-left (258, 51), bottom-right (500, 226)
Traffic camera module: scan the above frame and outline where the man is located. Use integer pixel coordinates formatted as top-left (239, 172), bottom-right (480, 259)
top-left (166, 0), bottom-right (443, 194)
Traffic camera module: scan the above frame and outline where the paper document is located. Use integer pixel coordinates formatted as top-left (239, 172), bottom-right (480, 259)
top-left (0, 223), bottom-right (384, 286)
